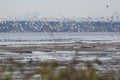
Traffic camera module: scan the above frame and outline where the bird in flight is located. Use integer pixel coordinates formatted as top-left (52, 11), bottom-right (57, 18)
top-left (106, 5), bottom-right (109, 8)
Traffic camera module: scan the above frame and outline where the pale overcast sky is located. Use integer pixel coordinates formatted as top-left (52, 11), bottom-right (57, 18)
top-left (0, 0), bottom-right (120, 19)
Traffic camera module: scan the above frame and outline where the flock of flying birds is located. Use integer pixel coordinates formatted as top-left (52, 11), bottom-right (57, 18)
top-left (0, 15), bottom-right (120, 32)
top-left (0, 0), bottom-right (120, 32)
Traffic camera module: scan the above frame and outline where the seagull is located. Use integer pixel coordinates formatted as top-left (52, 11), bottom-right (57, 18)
top-left (106, 5), bottom-right (109, 8)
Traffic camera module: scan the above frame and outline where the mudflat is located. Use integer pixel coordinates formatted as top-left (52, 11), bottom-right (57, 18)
top-left (0, 42), bottom-right (120, 52)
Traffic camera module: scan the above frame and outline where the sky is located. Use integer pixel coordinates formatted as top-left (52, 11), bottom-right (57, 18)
top-left (0, 0), bottom-right (120, 19)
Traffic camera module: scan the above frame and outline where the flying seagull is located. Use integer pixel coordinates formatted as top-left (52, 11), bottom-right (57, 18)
top-left (106, 5), bottom-right (109, 8)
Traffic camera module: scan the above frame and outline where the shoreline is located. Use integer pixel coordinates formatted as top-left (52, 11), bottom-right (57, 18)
top-left (0, 41), bottom-right (120, 52)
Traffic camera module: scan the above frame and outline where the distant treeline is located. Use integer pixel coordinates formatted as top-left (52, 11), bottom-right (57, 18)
top-left (0, 21), bottom-right (120, 32)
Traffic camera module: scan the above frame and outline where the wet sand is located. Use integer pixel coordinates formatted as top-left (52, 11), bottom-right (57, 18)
top-left (0, 42), bottom-right (120, 52)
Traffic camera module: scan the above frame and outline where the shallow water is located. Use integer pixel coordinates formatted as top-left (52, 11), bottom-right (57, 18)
top-left (0, 32), bottom-right (120, 44)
